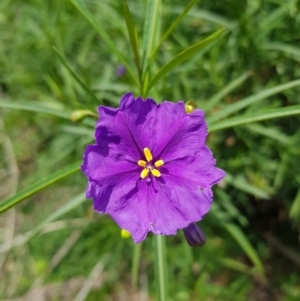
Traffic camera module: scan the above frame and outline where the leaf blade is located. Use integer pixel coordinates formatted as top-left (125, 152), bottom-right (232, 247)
top-left (142, 0), bottom-right (161, 70)
top-left (208, 105), bottom-right (300, 132)
top-left (207, 78), bottom-right (300, 124)
top-left (149, 0), bottom-right (200, 64)
top-left (203, 70), bottom-right (252, 111)
top-left (69, 0), bottom-right (138, 86)
top-left (124, 1), bottom-right (141, 77)
top-left (0, 161), bottom-right (81, 213)
top-left (0, 100), bottom-right (71, 119)
top-left (147, 28), bottom-right (225, 93)
top-left (53, 47), bottom-right (100, 104)
top-left (224, 223), bottom-right (265, 277)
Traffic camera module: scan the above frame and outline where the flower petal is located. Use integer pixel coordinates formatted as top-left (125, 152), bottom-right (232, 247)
top-left (159, 175), bottom-right (214, 223)
top-left (119, 95), bottom-right (208, 162)
top-left (82, 145), bottom-right (140, 211)
top-left (106, 180), bottom-right (150, 243)
top-left (107, 177), bottom-right (200, 243)
top-left (89, 173), bottom-right (138, 215)
top-left (155, 108), bottom-right (208, 162)
top-left (119, 93), bottom-right (158, 151)
top-left (97, 174), bottom-right (215, 243)
top-left (95, 94), bottom-right (142, 162)
top-left (163, 145), bottom-right (225, 188)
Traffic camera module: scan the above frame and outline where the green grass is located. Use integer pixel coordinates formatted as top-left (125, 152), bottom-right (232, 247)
top-left (1, 0), bottom-right (300, 300)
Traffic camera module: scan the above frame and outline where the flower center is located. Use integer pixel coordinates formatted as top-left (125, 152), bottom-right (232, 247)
top-left (137, 147), bottom-right (164, 179)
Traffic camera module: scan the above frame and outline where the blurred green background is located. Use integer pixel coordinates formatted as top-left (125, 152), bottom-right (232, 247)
top-left (0, 0), bottom-right (300, 300)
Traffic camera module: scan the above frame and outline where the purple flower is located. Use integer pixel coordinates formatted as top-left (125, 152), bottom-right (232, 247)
top-left (81, 93), bottom-right (225, 243)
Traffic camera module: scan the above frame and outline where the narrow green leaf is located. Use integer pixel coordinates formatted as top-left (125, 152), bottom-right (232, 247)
top-left (207, 79), bottom-right (300, 123)
top-left (0, 100), bottom-right (71, 119)
top-left (13, 193), bottom-right (86, 250)
top-left (203, 70), bottom-right (252, 111)
top-left (146, 28), bottom-right (225, 94)
top-left (215, 188), bottom-right (248, 226)
top-left (123, 1), bottom-right (141, 78)
top-left (142, 0), bottom-right (161, 70)
top-left (219, 257), bottom-right (253, 275)
top-left (61, 125), bottom-right (94, 137)
top-left (53, 47), bottom-right (100, 104)
top-left (0, 162), bottom-right (81, 213)
top-left (34, 193), bottom-right (86, 232)
top-left (69, 0), bottom-right (138, 86)
top-left (171, 7), bottom-right (237, 29)
top-left (141, 0), bottom-right (161, 96)
top-left (224, 173), bottom-right (271, 200)
top-left (209, 105), bottom-right (300, 132)
top-left (149, 0), bottom-right (200, 64)
top-left (224, 223), bottom-right (265, 277)
top-left (261, 42), bottom-right (300, 62)
top-left (153, 235), bottom-right (168, 301)
top-left (246, 123), bottom-right (291, 145)
top-left (255, 6), bottom-right (287, 41)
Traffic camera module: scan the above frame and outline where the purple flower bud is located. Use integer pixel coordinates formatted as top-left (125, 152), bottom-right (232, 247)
top-left (116, 65), bottom-right (126, 77)
top-left (183, 223), bottom-right (206, 247)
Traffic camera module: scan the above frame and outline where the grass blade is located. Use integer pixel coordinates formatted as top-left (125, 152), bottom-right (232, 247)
top-left (69, 0), bottom-right (138, 86)
top-left (224, 223), bottom-right (265, 278)
top-left (0, 100), bottom-right (71, 119)
top-left (142, 0), bottom-right (161, 71)
top-left (203, 70), bottom-right (252, 111)
top-left (171, 7), bottom-right (237, 29)
top-left (261, 42), bottom-right (300, 62)
top-left (224, 173), bottom-right (270, 200)
top-left (0, 161), bottom-right (81, 213)
top-left (209, 105), bottom-right (300, 132)
top-left (124, 1), bottom-right (141, 78)
top-left (7, 193), bottom-right (86, 252)
top-left (31, 193), bottom-right (86, 237)
top-left (219, 257), bottom-right (253, 275)
top-left (53, 47), bottom-right (100, 104)
top-left (153, 235), bottom-right (168, 301)
top-left (245, 123), bottom-right (291, 145)
top-left (207, 79), bottom-right (300, 123)
top-left (149, 0), bottom-right (200, 64)
top-left (141, 0), bottom-right (161, 96)
top-left (146, 28), bottom-right (225, 94)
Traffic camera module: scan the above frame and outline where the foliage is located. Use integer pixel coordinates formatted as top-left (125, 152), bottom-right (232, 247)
top-left (0, 0), bottom-right (300, 300)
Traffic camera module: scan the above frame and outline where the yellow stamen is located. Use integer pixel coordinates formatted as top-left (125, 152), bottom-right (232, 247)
top-left (121, 229), bottom-right (131, 239)
top-left (140, 168), bottom-right (149, 179)
top-left (138, 160), bottom-right (147, 167)
top-left (143, 147), bottom-right (153, 162)
top-left (154, 159), bottom-right (164, 167)
top-left (151, 169), bottom-right (161, 177)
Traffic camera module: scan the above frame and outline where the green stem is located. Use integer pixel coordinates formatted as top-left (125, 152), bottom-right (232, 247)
top-left (153, 235), bottom-right (168, 301)
top-left (131, 242), bottom-right (142, 290)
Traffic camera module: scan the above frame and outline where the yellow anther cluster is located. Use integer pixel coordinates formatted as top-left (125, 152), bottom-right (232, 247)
top-left (138, 148), bottom-right (164, 179)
